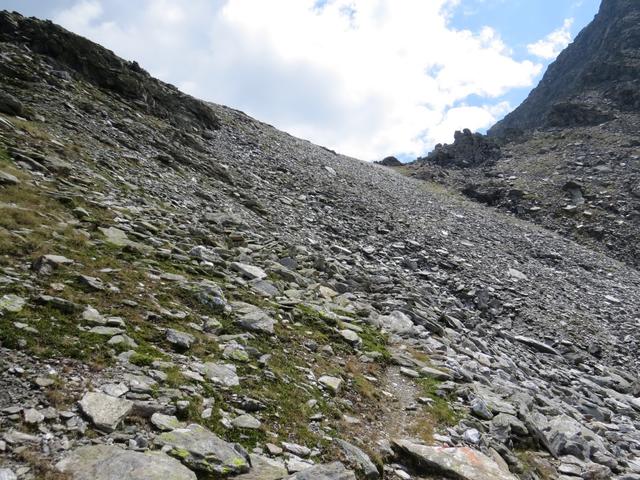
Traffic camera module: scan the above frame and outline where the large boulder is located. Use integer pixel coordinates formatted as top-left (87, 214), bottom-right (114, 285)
top-left (56, 444), bottom-right (196, 480)
top-left (154, 423), bottom-right (250, 475)
top-left (392, 440), bottom-right (517, 480)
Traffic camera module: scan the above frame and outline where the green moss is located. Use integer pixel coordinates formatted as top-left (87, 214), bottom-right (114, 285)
top-left (358, 325), bottom-right (390, 362)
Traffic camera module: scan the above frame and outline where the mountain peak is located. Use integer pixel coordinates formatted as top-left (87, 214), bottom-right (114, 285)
top-left (489, 0), bottom-right (640, 136)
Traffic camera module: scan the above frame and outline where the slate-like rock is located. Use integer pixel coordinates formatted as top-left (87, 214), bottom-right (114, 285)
top-left (284, 462), bottom-right (356, 480)
top-left (231, 262), bottom-right (267, 280)
top-left (56, 444), bottom-right (196, 480)
top-left (392, 439), bottom-right (517, 480)
top-left (335, 439), bottom-right (379, 479)
top-left (155, 423), bottom-right (250, 474)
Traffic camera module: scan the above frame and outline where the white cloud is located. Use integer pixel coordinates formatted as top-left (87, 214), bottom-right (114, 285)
top-left (53, 0), bottom-right (542, 161)
top-left (527, 18), bottom-right (574, 60)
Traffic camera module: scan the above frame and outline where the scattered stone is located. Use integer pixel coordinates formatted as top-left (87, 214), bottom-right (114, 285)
top-left (335, 439), bottom-right (379, 479)
top-left (232, 414), bottom-right (261, 429)
top-left (166, 328), bottom-right (196, 350)
top-left (513, 335), bottom-right (560, 355)
top-left (231, 262), bottom-right (267, 280)
top-left (78, 391), bottom-right (133, 432)
top-left (23, 408), bottom-right (44, 424)
top-left (0, 171), bottom-right (19, 185)
top-left (319, 375), bottom-right (343, 394)
top-left (0, 294), bottom-right (25, 313)
top-left (201, 362), bottom-right (240, 387)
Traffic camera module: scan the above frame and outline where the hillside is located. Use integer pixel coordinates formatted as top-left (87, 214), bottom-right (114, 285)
top-left (0, 10), bottom-right (639, 480)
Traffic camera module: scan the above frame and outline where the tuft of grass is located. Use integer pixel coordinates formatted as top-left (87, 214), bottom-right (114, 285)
top-left (409, 378), bottom-right (462, 443)
top-left (16, 449), bottom-right (71, 480)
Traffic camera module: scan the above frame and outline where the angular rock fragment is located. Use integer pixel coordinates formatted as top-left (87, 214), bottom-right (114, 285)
top-left (231, 262), bottom-right (267, 280)
top-left (166, 328), bottom-right (196, 350)
top-left (201, 362), bottom-right (240, 387)
top-left (335, 439), bottom-right (379, 479)
top-left (78, 391), bottom-right (133, 432)
top-left (319, 375), bottom-right (343, 394)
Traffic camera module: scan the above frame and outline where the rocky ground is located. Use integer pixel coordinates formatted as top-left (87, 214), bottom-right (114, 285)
top-left (405, 117), bottom-right (640, 269)
top-left (0, 10), bottom-right (639, 480)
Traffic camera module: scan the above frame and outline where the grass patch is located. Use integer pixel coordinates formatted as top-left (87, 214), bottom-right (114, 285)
top-left (409, 378), bottom-right (462, 443)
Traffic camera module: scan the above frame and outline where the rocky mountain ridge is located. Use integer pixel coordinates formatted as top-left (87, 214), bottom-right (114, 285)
top-left (489, 0), bottom-right (640, 136)
top-left (405, 0), bottom-right (640, 269)
top-left (0, 9), bottom-right (639, 480)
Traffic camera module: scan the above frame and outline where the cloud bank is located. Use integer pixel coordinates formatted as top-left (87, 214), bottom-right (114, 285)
top-left (54, 0), bottom-right (544, 160)
top-left (527, 18), bottom-right (574, 60)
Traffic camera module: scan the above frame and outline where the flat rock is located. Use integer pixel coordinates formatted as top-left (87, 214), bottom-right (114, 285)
top-left (339, 329), bottom-right (361, 345)
top-left (31, 254), bottom-right (74, 275)
top-left (56, 444), bottom-right (196, 480)
top-left (233, 302), bottom-right (276, 334)
top-left (231, 262), bottom-right (267, 280)
top-left (155, 423), bottom-right (250, 474)
top-left (419, 366), bottom-right (452, 381)
top-left (151, 413), bottom-right (186, 431)
top-left (89, 326), bottom-right (125, 336)
top-left (235, 454), bottom-right (287, 480)
top-left (0, 294), bottom-right (25, 313)
top-left (78, 391), bottom-right (133, 432)
top-left (232, 414), bottom-right (261, 429)
top-left (392, 439), bottom-right (517, 480)
top-left (201, 362), bottom-right (240, 387)
top-left (514, 335), bottom-right (560, 355)
top-left (0, 171), bottom-right (19, 185)
top-left (284, 462), bottom-right (356, 479)
top-left (376, 311), bottom-right (414, 335)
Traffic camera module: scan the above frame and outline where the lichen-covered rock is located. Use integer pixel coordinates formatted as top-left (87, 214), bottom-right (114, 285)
top-left (154, 423), bottom-right (250, 475)
top-left (392, 440), bottom-right (517, 480)
top-left (284, 462), bottom-right (356, 480)
top-left (56, 444), bottom-right (196, 480)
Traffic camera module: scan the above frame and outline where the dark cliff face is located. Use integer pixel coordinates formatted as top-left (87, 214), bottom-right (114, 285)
top-left (489, 0), bottom-right (640, 137)
top-left (0, 10), bottom-right (219, 131)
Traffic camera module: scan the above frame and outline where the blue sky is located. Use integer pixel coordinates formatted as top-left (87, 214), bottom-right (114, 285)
top-left (4, 0), bottom-right (601, 160)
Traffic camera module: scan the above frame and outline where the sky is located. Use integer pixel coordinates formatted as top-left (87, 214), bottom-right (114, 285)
top-left (5, 0), bottom-right (601, 161)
